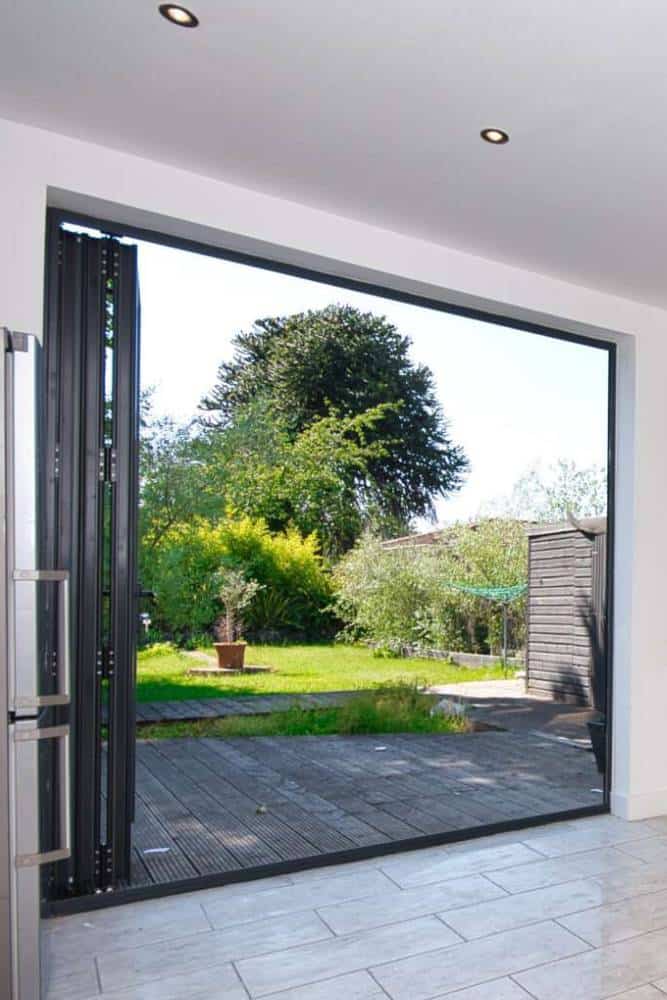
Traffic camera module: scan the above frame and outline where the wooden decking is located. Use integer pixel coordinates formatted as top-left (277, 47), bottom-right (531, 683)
top-left (131, 691), bottom-right (360, 724)
top-left (128, 730), bottom-right (601, 887)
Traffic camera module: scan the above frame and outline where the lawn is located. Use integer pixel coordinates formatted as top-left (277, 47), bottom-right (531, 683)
top-left (136, 642), bottom-right (510, 702)
top-left (136, 684), bottom-right (470, 739)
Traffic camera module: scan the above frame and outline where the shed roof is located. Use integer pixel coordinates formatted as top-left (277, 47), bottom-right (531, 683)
top-left (525, 515), bottom-right (607, 538)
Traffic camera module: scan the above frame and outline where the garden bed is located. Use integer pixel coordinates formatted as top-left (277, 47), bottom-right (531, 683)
top-left (135, 685), bottom-right (470, 740)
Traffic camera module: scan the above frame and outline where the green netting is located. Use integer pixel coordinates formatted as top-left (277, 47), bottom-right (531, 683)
top-left (445, 582), bottom-right (527, 603)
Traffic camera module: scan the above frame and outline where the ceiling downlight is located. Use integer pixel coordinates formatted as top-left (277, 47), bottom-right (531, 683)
top-left (480, 128), bottom-right (509, 145)
top-left (158, 4), bottom-right (199, 27)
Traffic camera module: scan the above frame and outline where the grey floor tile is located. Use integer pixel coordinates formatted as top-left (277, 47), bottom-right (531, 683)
top-left (96, 909), bottom-right (331, 992)
top-left (431, 978), bottom-right (533, 999)
top-left (43, 953), bottom-right (100, 1000)
top-left (236, 914), bottom-right (460, 997)
top-left (372, 920), bottom-right (588, 1000)
top-left (45, 815), bottom-right (667, 1000)
top-left (318, 873), bottom-right (504, 936)
top-left (531, 815), bottom-right (653, 839)
top-left (379, 842), bottom-right (543, 888)
top-left (589, 862), bottom-right (667, 902)
top-left (610, 987), bottom-right (667, 999)
top-left (487, 847), bottom-right (647, 894)
top-left (442, 878), bottom-right (612, 940)
top-left (204, 868), bottom-right (395, 929)
top-left (44, 894), bottom-right (212, 958)
top-left (196, 874), bottom-right (294, 899)
top-left (514, 925), bottom-right (667, 1000)
top-left (263, 970), bottom-right (385, 999)
top-left (618, 837), bottom-right (667, 865)
top-left (644, 817), bottom-right (667, 836)
top-left (439, 830), bottom-right (544, 857)
top-left (521, 821), bottom-right (656, 858)
top-left (288, 859), bottom-right (385, 884)
top-left (89, 962), bottom-right (246, 999)
top-left (557, 887), bottom-right (667, 947)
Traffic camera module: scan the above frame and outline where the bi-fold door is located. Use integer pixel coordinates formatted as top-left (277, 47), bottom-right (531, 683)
top-left (45, 226), bottom-right (140, 896)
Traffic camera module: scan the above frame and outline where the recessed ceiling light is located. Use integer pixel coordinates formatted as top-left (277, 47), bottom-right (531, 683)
top-left (159, 4), bottom-right (199, 27)
top-left (480, 128), bottom-right (509, 145)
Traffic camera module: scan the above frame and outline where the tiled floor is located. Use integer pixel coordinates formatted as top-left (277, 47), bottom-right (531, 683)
top-left (43, 813), bottom-right (667, 1000)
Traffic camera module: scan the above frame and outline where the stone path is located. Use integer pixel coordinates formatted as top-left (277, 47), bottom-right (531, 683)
top-left (430, 678), bottom-right (596, 745)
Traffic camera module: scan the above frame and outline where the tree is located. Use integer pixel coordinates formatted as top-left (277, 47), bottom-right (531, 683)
top-left (140, 395), bottom-right (399, 561)
top-left (214, 568), bottom-right (262, 642)
top-left (487, 459), bottom-right (607, 523)
top-left (200, 305), bottom-right (468, 527)
top-left (196, 399), bottom-right (401, 557)
top-left (139, 407), bottom-right (210, 552)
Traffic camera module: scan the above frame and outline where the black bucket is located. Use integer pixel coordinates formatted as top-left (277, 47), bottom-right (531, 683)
top-left (587, 718), bottom-right (607, 775)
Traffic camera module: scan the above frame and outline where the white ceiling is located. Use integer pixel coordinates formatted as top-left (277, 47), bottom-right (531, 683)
top-left (3, 1), bottom-right (667, 306)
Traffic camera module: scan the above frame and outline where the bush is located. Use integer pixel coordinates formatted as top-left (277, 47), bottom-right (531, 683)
top-left (142, 515), bottom-right (334, 641)
top-left (333, 520), bottom-right (527, 655)
top-left (333, 536), bottom-right (467, 652)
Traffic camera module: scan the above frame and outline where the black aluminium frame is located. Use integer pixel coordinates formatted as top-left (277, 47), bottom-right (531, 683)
top-left (44, 206), bottom-right (617, 916)
top-left (43, 222), bottom-right (140, 901)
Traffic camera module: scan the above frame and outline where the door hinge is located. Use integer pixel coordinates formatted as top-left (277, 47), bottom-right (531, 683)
top-left (105, 647), bottom-right (116, 679)
top-left (97, 646), bottom-right (115, 679)
top-left (54, 442), bottom-right (61, 480)
top-left (95, 843), bottom-right (114, 891)
top-left (99, 447), bottom-right (117, 482)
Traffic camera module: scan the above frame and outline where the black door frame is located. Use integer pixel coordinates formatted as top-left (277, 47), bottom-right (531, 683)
top-left (44, 220), bottom-right (140, 898)
top-left (43, 205), bottom-right (617, 914)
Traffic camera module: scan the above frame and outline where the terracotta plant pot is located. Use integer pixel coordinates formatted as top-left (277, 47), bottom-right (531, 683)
top-left (213, 642), bottom-right (247, 670)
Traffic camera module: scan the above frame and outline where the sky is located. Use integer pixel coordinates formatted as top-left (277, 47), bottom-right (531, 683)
top-left (136, 238), bottom-right (609, 526)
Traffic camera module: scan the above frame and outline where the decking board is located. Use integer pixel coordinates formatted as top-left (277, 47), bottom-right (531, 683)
top-left (125, 726), bottom-right (601, 888)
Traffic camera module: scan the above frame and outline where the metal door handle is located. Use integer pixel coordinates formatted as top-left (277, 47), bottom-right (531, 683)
top-left (13, 724), bottom-right (72, 867)
top-left (13, 569), bottom-right (71, 708)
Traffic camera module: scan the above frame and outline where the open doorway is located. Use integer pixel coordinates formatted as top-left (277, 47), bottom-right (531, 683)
top-left (44, 210), bottom-right (614, 907)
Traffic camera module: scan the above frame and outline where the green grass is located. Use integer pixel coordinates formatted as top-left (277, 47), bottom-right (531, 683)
top-left (136, 684), bottom-right (470, 739)
top-left (136, 642), bottom-right (510, 703)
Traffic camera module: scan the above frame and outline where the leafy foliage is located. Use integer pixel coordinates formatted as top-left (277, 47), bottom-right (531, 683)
top-left (198, 399), bottom-right (401, 557)
top-left (136, 684), bottom-right (467, 739)
top-left (488, 459), bottom-right (607, 523)
top-left (334, 519), bottom-right (528, 655)
top-left (140, 395), bottom-right (403, 560)
top-left (200, 305), bottom-right (468, 528)
top-left (139, 408), bottom-right (208, 552)
top-left (214, 568), bottom-right (262, 642)
top-left (143, 515), bottom-right (333, 641)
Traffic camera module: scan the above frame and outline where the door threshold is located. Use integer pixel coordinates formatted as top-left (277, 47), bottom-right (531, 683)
top-left (46, 803), bottom-right (608, 916)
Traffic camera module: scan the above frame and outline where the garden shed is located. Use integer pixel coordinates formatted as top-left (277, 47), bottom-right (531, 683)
top-left (526, 517), bottom-right (607, 707)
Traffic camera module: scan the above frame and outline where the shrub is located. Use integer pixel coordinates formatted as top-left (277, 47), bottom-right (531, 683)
top-left (137, 641), bottom-right (178, 660)
top-left (333, 520), bottom-right (527, 655)
top-left (333, 536), bottom-right (467, 652)
top-left (142, 514), bottom-right (334, 641)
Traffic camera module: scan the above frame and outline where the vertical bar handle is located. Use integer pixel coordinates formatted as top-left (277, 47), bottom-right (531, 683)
top-left (58, 723), bottom-right (72, 860)
top-left (58, 572), bottom-right (71, 705)
top-left (13, 724), bottom-right (72, 867)
top-left (13, 569), bottom-right (71, 707)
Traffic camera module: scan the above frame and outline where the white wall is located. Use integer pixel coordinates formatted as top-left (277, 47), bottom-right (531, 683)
top-left (0, 116), bottom-right (664, 820)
